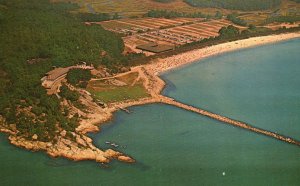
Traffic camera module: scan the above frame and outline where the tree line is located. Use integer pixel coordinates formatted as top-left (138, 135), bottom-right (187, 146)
top-left (227, 13), bottom-right (247, 26)
top-left (183, 0), bottom-right (281, 11)
top-left (265, 15), bottom-right (300, 24)
top-left (145, 9), bottom-right (222, 19)
top-left (76, 12), bottom-right (121, 22)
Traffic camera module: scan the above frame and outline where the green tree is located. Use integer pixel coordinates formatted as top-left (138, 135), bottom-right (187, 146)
top-left (113, 12), bottom-right (121, 19)
top-left (66, 69), bottom-right (92, 88)
top-left (184, 0), bottom-right (281, 11)
top-left (227, 13), bottom-right (247, 26)
top-left (215, 11), bottom-right (223, 19)
top-left (218, 25), bottom-right (240, 38)
top-left (59, 85), bottom-right (80, 102)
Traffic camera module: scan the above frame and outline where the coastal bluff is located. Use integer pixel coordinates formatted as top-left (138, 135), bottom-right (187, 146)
top-left (8, 131), bottom-right (135, 164)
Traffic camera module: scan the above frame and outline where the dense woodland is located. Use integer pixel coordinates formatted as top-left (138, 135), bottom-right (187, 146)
top-left (145, 10), bottom-right (210, 18)
top-left (77, 12), bottom-right (121, 22)
top-left (227, 13), bottom-right (247, 26)
top-left (66, 69), bottom-right (92, 88)
top-left (265, 15), bottom-right (300, 23)
top-left (184, 0), bottom-right (282, 11)
top-left (77, 12), bottom-right (111, 22)
top-left (0, 0), bottom-right (126, 141)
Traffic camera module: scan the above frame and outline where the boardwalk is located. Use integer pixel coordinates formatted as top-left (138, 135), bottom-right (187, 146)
top-left (157, 95), bottom-right (300, 147)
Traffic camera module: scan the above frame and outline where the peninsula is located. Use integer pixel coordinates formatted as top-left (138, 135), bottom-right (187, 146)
top-left (1, 0), bottom-right (300, 165)
top-left (1, 32), bottom-right (300, 164)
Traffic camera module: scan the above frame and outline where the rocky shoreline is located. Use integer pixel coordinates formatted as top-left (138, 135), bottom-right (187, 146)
top-left (9, 134), bottom-right (135, 163)
top-left (1, 32), bottom-right (300, 165)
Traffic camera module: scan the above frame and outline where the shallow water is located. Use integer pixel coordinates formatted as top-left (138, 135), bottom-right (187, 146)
top-left (1, 39), bottom-right (300, 186)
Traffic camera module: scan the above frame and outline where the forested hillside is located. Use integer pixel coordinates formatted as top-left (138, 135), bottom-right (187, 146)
top-left (184, 0), bottom-right (282, 11)
top-left (0, 0), bottom-right (125, 140)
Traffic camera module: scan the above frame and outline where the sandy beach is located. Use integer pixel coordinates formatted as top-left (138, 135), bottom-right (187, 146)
top-left (145, 32), bottom-right (300, 75)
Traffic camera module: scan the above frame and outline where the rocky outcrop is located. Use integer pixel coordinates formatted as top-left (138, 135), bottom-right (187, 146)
top-left (7, 130), bottom-right (134, 164)
top-left (118, 155), bottom-right (136, 163)
top-left (0, 120), bottom-right (16, 135)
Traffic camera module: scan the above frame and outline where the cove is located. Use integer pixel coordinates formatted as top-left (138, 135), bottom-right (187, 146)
top-left (1, 39), bottom-right (300, 186)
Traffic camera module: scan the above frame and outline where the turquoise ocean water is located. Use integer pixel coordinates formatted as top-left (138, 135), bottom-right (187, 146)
top-left (1, 39), bottom-right (300, 186)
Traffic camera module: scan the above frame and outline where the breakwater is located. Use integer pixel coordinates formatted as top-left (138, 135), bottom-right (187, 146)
top-left (158, 95), bottom-right (300, 147)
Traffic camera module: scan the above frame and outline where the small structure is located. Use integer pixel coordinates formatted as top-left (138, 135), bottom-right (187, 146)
top-left (41, 64), bottom-right (94, 95)
top-left (136, 43), bottom-right (174, 53)
top-left (45, 67), bottom-right (70, 82)
top-left (41, 67), bottom-right (71, 94)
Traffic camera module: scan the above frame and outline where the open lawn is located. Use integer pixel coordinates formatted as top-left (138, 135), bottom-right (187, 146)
top-left (238, 13), bottom-right (270, 25)
top-left (87, 72), bottom-right (149, 103)
top-left (89, 84), bottom-right (148, 103)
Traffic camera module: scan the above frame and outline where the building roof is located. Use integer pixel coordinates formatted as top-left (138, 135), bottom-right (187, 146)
top-left (46, 67), bottom-right (69, 81)
top-left (136, 43), bottom-right (174, 53)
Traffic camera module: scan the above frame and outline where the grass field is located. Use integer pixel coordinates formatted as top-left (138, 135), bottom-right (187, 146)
top-left (87, 72), bottom-right (149, 103)
top-left (89, 84), bottom-right (148, 103)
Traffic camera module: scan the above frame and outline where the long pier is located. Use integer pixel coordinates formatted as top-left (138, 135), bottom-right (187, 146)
top-left (158, 96), bottom-right (300, 147)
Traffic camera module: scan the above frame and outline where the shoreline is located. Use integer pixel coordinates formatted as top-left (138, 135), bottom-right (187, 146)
top-left (83, 31), bottom-right (300, 148)
top-left (144, 32), bottom-right (300, 75)
top-left (1, 31), bottom-right (300, 165)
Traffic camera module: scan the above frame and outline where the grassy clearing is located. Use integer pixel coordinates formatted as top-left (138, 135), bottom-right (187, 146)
top-left (116, 72), bottom-right (139, 83)
top-left (238, 13), bottom-right (269, 25)
top-left (87, 72), bottom-right (149, 103)
top-left (89, 83), bottom-right (149, 103)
